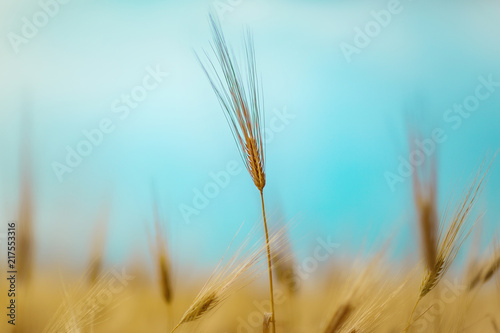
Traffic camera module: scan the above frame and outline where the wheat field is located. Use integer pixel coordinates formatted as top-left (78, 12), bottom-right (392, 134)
top-left (2, 2), bottom-right (500, 333)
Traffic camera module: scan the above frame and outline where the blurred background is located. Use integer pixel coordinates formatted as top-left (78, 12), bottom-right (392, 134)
top-left (0, 0), bottom-right (499, 275)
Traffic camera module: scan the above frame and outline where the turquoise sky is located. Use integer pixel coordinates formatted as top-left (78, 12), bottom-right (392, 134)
top-left (0, 0), bottom-right (499, 273)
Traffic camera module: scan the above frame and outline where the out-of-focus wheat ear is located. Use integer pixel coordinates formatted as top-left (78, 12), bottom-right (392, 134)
top-left (469, 245), bottom-right (500, 290)
top-left (468, 268), bottom-right (482, 290)
top-left (482, 251), bottom-right (500, 283)
top-left (17, 172), bottom-right (34, 285)
top-left (18, 117), bottom-right (34, 285)
top-left (149, 196), bottom-right (173, 305)
top-left (273, 251), bottom-right (297, 296)
top-left (492, 319), bottom-right (500, 333)
top-left (467, 250), bottom-right (486, 291)
top-left (88, 255), bottom-right (103, 287)
top-left (324, 303), bottom-right (353, 333)
top-left (410, 131), bottom-right (438, 272)
top-left (272, 222), bottom-right (298, 296)
top-left (155, 228), bottom-right (173, 304)
top-left (158, 251), bottom-right (173, 304)
top-left (87, 207), bottom-right (110, 286)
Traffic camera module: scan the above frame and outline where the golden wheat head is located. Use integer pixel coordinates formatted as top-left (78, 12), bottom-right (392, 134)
top-left (197, 13), bottom-right (266, 191)
top-left (419, 159), bottom-right (491, 298)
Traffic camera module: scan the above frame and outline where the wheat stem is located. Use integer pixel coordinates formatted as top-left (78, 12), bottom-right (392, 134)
top-left (170, 322), bottom-right (181, 333)
top-left (403, 298), bottom-right (421, 333)
top-left (260, 189), bottom-right (276, 333)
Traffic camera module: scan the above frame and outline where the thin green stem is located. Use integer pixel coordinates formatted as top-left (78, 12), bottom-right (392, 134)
top-left (260, 189), bottom-right (276, 333)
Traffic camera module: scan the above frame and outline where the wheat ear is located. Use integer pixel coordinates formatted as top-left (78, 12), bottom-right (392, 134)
top-left (404, 158), bottom-right (492, 332)
top-left (197, 13), bottom-right (275, 332)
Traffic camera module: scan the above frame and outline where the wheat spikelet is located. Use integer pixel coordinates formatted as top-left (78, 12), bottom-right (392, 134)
top-left (182, 290), bottom-right (219, 323)
top-left (419, 257), bottom-right (444, 298)
top-left (197, 14), bottom-right (265, 192)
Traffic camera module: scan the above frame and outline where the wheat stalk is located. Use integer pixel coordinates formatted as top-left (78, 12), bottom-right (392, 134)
top-left (197, 12), bottom-right (276, 332)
